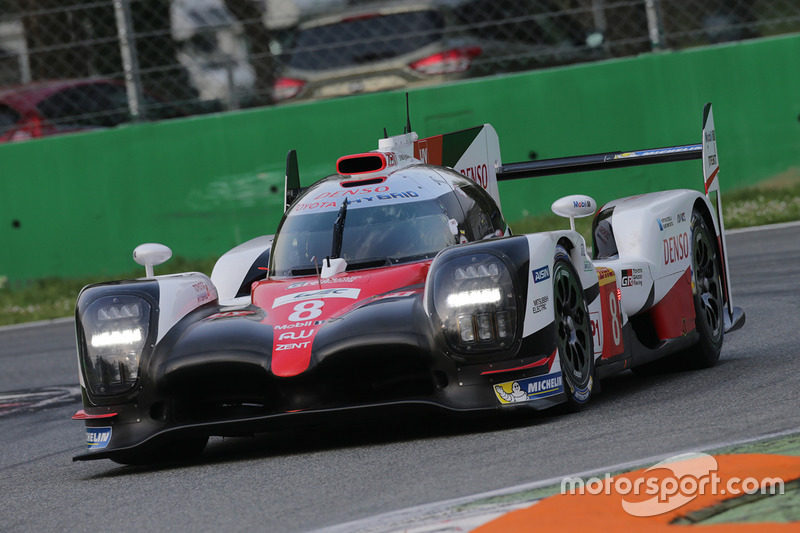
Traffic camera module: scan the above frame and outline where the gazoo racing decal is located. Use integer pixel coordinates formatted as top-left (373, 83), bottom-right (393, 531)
top-left (86, 427), bottom-right (112, 449)
top-left (591, 267), bottom-right (624, 359)
top-left (494, 372), bottom-right (564, 404)
top-left (621, 268), bottom-right (643, 288)
top-left (663, 232), bottom-right (690, 265)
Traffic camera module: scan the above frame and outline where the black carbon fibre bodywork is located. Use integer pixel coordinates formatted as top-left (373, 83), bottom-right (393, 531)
top-left (73, 236), bottom-right (575, 462)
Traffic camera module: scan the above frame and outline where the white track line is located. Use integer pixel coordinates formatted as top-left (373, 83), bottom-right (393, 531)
top-left (727, 219), bottom-right (800, 234)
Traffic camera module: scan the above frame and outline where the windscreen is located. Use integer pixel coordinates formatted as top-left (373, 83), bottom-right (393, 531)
top-left (271, 196), bottom-right (457, 277)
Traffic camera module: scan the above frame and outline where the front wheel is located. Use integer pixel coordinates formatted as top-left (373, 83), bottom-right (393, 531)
top-left (553, 245), bottom-right (594, 410)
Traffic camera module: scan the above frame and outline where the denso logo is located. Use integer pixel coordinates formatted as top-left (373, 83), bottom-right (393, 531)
top-left (459, 164), bottom-right (489, 189)
top-left (573, 200), bottom-right (592, 208)
top-left (664, 232), bottom-right (690, 265)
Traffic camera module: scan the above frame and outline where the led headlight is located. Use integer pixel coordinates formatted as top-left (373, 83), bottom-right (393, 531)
top-left (80, 295), bottom-right (153, 396)
top-left (432, 253), bottom-right (518, 353)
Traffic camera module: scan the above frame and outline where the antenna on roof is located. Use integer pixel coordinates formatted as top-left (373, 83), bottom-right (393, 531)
top-left (405, 93), bottom-right (412, 134)
top-left (383, 127), bottom-right (388, 139)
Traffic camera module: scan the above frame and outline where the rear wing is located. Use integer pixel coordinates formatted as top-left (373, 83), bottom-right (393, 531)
top-left (496, 103), bottom-right (742, 332)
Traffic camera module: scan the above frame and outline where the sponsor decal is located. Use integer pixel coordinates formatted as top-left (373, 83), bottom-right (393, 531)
top-left (657, 216), bottom-right (674, 231)
top-left (676, 212), bottom-right (686, 223)
top-left (584, 260), bottom-right (593, 272)
top-left (417, 140), bottom-right (429, 163)
top-left (595, 267), bottom-right (616, 286)
top-left (573, 199), bottom-right (592, 208)
top-left (458, 163), bottom-right (490, 189)
top-left (204, 310), bottom-right (257, 321)
top-left (273, 320), bottom-right (325, 330)
top-left (287, 276), bottom-right (363, 289)
top-left (590, 311), bottom-right (603, 355)
top-left (494, 372), bottom-right (564, 404)
top-left (277, 329), bottom-right (314, 341)
top-left (580, 243), bottom-right (586, 257)
top-left (272, 288), bottom-right (361, 308)
top-left (533, 266), bottom-right (550, 283)
top-left (193, 281), bottom-right (212, 303)
top-left (614, 145), bottom-right (701, 159)
top-left (532, 295), bottom-right (549, 314)
top-left (663, 232), bottom-right (690, 265)
top-left (293, 190), bottom-right (419, 212)
top-left (275, 342), bottom-right (311, 351)
top-left (572, 376), bottom-right (593, 403)
top-left (86, 427), bottom-right (112, 449)
top-left (313, 186), bottom-right (390, 200)
top-left (621, 268), bottom-right (643, 287)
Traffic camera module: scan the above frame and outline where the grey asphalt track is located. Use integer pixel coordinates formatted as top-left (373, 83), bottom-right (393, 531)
top-left (0, 223), bottom-right (798, 532)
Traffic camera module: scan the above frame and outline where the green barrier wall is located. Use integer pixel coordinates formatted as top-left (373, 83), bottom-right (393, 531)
top-left (2, 33), bottom-right (799, 282)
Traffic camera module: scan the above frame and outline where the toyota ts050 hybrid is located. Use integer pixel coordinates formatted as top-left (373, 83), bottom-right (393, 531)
top-left (73, 103), bottom-right (745, 463)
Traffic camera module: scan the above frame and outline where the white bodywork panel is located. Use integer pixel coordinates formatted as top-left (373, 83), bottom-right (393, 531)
top-left (155, 272), bottom-right (218, 343)
top-left (598, 189), bottom-right (717, 314)
top-left (210, 234), bottom-right (274, 303)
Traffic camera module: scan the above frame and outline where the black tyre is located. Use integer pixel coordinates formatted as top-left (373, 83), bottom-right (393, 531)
top-left (553, 245), bottom-right (594, 410)
top-left (683, 209), bottom-right (724, 368)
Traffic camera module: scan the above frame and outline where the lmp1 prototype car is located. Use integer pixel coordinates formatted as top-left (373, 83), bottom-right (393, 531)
top-left (73, 103), bottom-right (744, 463)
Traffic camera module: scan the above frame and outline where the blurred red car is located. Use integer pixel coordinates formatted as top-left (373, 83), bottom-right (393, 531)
top-left (0, 78), bottom-right (181, 143)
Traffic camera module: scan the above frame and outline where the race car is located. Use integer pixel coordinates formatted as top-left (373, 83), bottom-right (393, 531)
top-left (72, 103), bottom-right (745, 463)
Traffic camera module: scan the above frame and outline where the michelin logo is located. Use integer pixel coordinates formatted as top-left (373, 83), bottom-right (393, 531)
top-left (494, 372), bottom-right (564, 404)
top-left (86, 427), bottom-right (112, 449)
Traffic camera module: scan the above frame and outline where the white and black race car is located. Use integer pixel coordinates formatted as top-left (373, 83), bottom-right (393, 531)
top-left (73, 103), bottom-right (744, 463)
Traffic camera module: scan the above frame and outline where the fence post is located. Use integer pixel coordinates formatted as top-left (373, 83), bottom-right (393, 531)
top-left (112, 0), bottom-right (146, 120)
top-left (644, 0), bottom-right (665, 50)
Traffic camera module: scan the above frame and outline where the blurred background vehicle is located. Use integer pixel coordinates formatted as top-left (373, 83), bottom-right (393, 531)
top-left (271, 0), bottom-right (605, 102)
top-left (0, 0), bottom-right (791, 137)
top-left (0, 78), bottom-right (183, 143)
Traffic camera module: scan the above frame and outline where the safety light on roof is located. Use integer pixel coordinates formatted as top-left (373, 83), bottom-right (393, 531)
top-left (409, 47), bottom-right (481, 76)
top-left (274, 77), bottom-right (305, 101)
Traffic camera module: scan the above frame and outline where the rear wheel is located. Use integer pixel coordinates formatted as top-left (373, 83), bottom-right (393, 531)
top-left (553, 246), bottom-right (594, 410)
top-left (683, 209), bottom-right (724, 368)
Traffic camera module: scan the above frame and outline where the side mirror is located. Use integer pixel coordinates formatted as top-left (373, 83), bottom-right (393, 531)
top-left (133, 243), bottom-right (172, 278)
top-left (551, 195), bottom-right (596, 232)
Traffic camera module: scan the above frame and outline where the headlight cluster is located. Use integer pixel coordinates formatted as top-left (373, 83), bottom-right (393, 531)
top-left (432, 253), bottom-right (517, 352)
top-left (80, 295), bottom-right (152, 396)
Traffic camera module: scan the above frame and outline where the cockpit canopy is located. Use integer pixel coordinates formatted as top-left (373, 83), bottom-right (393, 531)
top-left (269, 165), bottom-right (507, 277)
